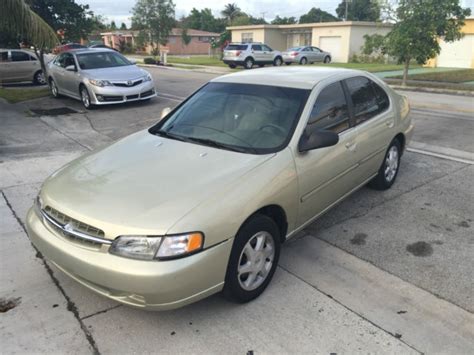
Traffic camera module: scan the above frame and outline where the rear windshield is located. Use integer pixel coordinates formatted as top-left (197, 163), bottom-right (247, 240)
top-left (76, 52), bottom-right (131, 70)
top-left (288, 47), bottom-right (303, 51)
top-left (226, 45), bottom-right (247, 51)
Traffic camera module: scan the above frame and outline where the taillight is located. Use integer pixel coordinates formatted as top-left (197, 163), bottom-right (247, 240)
top-left (235, 51), bottom-right (241, 56)
top-left (290, 51), bottom-right (298, 57)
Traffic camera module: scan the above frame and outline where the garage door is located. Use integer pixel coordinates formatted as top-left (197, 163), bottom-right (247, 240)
top-left (319, 36), bottom-right (343, 63)
top-left (437, 35), bottom-right (473, 68)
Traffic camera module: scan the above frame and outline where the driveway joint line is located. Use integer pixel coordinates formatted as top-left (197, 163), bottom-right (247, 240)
top-left (1, 190), bottom-right (101, 355)
top-left (38, 116), bottom-right (92, 151)
top-left (277, 265), bottom-right (423, 354)
top-left (80, 305), bottom-right (123, 321)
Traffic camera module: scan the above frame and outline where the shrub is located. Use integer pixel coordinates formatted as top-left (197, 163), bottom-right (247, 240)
top-left (144, 57), bottom-right (157, 65)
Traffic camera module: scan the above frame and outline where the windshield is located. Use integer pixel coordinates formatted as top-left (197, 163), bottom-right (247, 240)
top-left (76, 52), bottom-right (131, 70)
top-left (150, 83), bottom-right (310, 154)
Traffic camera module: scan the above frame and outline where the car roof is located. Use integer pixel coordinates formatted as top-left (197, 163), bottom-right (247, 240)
top-left (66, 48), bottom-right (115, 55)
top-left (211, 67), bottom-right (364, 90)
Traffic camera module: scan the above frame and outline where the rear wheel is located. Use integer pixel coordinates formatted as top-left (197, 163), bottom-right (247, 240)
top-left (33, 70), bottom-right (46, 85)
top-left (273, 57), bottom-right (283, 66)
top-left (223, 215), bottom-right (281, 303)
top-left (299, 57), bottom-right (308, 65)
top-left (244, 57), bottom-right (254, 69)
top-left (369, 139), bottom-right (401, 190)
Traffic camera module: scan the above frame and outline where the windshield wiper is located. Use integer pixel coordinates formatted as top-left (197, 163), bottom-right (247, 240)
top-left (185, 137), bottom-right (256, 153)
top-left (153, 130), bottom-right (190, 142)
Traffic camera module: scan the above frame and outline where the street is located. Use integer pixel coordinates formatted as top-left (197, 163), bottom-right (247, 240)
top-left (1, 66), bottom-right (473, 354)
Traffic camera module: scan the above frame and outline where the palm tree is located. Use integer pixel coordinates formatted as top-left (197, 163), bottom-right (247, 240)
top-left (221, 3), bottom-right (241, 24)
top-left (0, 0), bottom-right (58, 48)
top-left (0, 0), bottom-right (58, 85)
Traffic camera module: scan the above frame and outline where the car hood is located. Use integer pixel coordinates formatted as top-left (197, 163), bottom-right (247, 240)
top-left (41, 130), bottom-right (274, 237)
top-left (81, 65), bottom-right (146, 81)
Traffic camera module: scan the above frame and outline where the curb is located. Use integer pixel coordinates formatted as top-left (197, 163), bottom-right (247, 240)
top-left (389, 85), bottom-right (474, 97)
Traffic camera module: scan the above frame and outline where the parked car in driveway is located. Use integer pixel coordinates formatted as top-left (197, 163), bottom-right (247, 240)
top-left (27, 67), bottom-right (413, 310)
top-left (0, 49), bottom-right (53, 85)
top-left (47, 48), bottom-right (156, 109)
top-left (223, 42), bottom-right (283, 69)
top-left (282, 46), bottom-right (331, 65)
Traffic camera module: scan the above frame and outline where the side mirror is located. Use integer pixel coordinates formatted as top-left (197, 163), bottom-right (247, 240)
top-left (298, 129), bottom-right (339, 152)
top-left (65, 65), bottom-right (76, 71)
top-left (129, 59), bottom-right (137, 65)
top-left (160, 107), bottom-right (172, 120)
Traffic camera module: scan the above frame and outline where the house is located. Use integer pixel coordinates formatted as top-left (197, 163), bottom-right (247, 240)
top-left (425, 17), bottom-right (474, 69)
top-left (100, 28), bottom-right (220, 55)
top-left (226, 21), bottom-right (392, 63)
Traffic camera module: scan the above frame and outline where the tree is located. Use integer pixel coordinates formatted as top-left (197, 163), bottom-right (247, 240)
top-left (120, 22), bottom-right (127, 30)
top-left (271, 16), bottom-right (297, 25)
top-left (364, 0), bottom-right (470, 86)
top-left (231, 14), bottom-right (267, 26)
top-left (110, 20), bottom-right (117, 30)
top-left (181, 27), bottom-right (191, 46)
top-left (336, 0), bottom-right (380, 21)
top-left (221, 3), bottom-right (241, 24)
top-left (299, 8), bottom-right (339, 23)
top-left (181, 8), bottom-right (226, 33)
top-left (1, 0), bottom-right (58, 83)
top-left (132, 0), bottom-right (176, 57)
top-left (27, 0), bottom-right (95, 42)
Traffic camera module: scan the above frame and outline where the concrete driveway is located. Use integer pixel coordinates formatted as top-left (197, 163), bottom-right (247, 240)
top-left (1, 67), bottom-right (473, 354)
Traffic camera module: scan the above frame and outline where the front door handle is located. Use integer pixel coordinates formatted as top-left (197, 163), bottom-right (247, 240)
top-left (386, 120), bottom-right (395, 128)
top-left (345, 142), bottom-right (357, 151)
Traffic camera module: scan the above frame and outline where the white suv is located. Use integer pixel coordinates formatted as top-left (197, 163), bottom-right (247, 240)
top-left (223, 43), bottom-right (283, 69)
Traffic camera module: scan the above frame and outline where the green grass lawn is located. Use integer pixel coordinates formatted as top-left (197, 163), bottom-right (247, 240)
top-left (167, 55), bottom-right (421, 73)
top-left (388, 69), bottom-right (474, 83)
top-left (0, 87), bottom-right (50, 103)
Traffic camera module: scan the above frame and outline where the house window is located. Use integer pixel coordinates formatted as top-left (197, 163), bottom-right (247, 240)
top-left (169, 37), bottom-right (176, 44)
top-left (241, 32), bottom-right (253, 43)
top-left (198, 36), bottom-right (210, 43)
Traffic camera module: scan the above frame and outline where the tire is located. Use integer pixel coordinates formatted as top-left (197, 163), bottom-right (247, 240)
top-left (299, 57), bottom-right (308, 65)
top-left (80, 85), bottom-right (94, 110)
top-left (244, 57), bottom-right (254, 70)
top-left (273, 57), bottom-right (283, 66)
top-left (223, 214), bottom-right (281, 303)
top-left (324, 56), bottom-right (331, 64)
top-left (228, 64), bottom-right (236, 69)
top-left (285, 62), bottom-right (292, 66)
top-left (49, 78), bottom-right (60, 98)
top-left (33, 70), bottom-right (46, 85)
top-left (369, 139), bottom-right (401, 190)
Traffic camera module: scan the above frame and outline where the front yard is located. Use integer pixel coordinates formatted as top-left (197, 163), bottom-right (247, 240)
top-left (0, 87), bottom-right (49, 103)
top-left (388, 69), bottom-right (474, 83)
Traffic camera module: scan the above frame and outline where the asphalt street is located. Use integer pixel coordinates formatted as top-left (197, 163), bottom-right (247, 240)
top-left (1, 66), bottom-right (473, 354)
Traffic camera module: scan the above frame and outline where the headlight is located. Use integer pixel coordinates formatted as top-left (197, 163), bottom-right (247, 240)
top-left (88, 79), bottom-right (112, 87)
top-left (143, 74), bottom-right (152, 82)
top-left (109, 232), bottom-right (203, 261)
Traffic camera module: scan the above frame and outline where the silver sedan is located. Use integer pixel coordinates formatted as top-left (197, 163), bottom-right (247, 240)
top-left (282, 46), bottom-right (331, 65)
top-left (47, 49), bottom-right (156, 109)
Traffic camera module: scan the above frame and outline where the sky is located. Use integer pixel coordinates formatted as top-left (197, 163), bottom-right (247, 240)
top-left (76, 0), bottom-right (474, 28)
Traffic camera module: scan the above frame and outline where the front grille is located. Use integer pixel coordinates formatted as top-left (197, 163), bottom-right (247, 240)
top-left (140, 89), bottom-right (154, 98)
top-left (126, 94), bottom-right (139, 100)
top-left (43, 206), bottom-right (105, 247)
top-left (113, 79), bottom-right (143, 87)
top-left (102, 95), bottom-right (123, 102)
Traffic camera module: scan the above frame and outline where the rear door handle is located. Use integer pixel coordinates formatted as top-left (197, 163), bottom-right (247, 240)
top-left (345, 142), bottom-right (357, 151)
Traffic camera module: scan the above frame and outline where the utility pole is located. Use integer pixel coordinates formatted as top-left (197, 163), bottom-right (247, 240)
top-left (345, 0), bottom-right (352, 21)
top-left (261, 11), bottom-right (266, 21)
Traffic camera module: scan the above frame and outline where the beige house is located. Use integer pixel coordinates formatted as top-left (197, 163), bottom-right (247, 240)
top-left (227, 21), bottom-right (392, 63)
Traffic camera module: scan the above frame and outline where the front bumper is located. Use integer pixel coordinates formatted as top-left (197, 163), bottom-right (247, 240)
top-left (87, 80), bottom-right (157, 105)
top-left (26, 208), bottom-right (233, 310)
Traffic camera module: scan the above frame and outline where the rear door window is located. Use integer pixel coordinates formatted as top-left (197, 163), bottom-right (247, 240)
top-left (308, 81), bottom-right (350, 134)
top-left (11, 51), bottom-right (31, 62)
top-left (345, 76), bottom-right (390, 125)
top-left (226, 45), bottom-right (247, 51)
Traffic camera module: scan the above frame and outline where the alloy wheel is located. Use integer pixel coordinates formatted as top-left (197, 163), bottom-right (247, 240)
top-left (50, 80), bottom-right (58, 97)
top-left (81, 88), bottom-right (91, 109)
top-left (237, 231), bottom-right (275, 291)
top-left (384, 145), bottom-right (399, 182)
top-left (35, 72), bottom-right (46, 85)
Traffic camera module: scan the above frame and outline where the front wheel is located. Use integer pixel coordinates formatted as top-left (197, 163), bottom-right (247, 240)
top-left (273, 57), bottom-right (283, 66)
top-left (223, 215), bottom-right (281, 303)
top-left (80, 86), bottom-right (94, 110)
top-left (49, 79), bottom-right (60, 98)
top-left (244, 58), bottom-right (254, 70)
top-left (369, 139), bottom-right (401, 190)
top-left (324, 56), bottom-right (331, 64)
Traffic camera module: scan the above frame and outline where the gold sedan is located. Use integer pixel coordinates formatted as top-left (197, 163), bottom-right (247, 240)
top-left (26, 67), bottom-right (413, 310)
